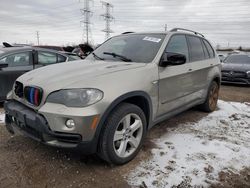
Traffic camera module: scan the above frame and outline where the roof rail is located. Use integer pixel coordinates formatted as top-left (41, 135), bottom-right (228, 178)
top-left (122, 32), bottom-right (134, 34)
top-left (170, 28), bottom-right (204, 38)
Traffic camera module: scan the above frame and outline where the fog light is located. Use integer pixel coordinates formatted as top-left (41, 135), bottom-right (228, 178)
top-left (65, 119), bottom-right (75, 128)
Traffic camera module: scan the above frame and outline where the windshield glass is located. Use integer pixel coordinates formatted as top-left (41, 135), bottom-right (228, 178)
top-left (224, 55), bottom-right (250, 64)
top-left (86, 34), bottom-right (166, 63)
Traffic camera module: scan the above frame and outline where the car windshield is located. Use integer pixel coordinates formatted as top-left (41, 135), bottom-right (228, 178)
top-left (86, 34), bottom-right (166, 63)
top-left (224, 55), bottom-right (250, 64)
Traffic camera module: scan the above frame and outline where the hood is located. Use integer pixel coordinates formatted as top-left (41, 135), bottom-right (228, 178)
top-left (17, 59), bottom-right (146, 91)
top-left (221, 63), bottom-right (250, 72)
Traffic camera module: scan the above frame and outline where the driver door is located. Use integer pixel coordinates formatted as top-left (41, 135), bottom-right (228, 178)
top-left (158, 34), bottom-right (193, 116)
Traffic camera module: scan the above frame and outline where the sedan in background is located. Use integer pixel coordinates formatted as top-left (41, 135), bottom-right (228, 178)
top-left (0, 47), bottom-right (81, 101)
top-left (221, 54), bottom-right (250, 85)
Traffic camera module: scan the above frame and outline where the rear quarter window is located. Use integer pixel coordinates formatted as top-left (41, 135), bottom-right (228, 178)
top-left (57, 54), bottom-right (67, 62)
top-left (203, 40), bottom-right (215, 58)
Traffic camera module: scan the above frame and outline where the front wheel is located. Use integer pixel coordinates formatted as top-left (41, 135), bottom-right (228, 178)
top-left (98, 103), bottom-right (147, 165)
top-left (199, 81), bottom-right (219, 112)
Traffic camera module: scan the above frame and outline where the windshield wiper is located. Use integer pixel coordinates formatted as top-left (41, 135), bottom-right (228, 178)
top-left (103, 52), bottom-right (132, 62)
top-left (92, 52), bottom-right (105, 60)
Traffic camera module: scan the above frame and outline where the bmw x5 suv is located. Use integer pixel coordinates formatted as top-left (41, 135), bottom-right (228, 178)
top-left (4, 28), bottom-right (221, 164)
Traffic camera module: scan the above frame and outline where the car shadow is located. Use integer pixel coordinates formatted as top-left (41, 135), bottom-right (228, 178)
top-left (222, 83), bottom-right (250, 88)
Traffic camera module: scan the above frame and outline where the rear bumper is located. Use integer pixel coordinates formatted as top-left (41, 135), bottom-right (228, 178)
top-left (4, 100), bottom-right (97, 154)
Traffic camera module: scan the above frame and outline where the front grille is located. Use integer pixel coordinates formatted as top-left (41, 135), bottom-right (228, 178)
top-left (24, 86), bottom-right (43, 106)
top-left (222, 71), bottom-right (247, 78)
top-left (14, 81), bottom-right (24, 98)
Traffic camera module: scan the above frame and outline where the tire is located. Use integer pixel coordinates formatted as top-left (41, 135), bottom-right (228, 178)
top-left (199, 81), bottom-right (219, 112)
top-left (98, 103), bottom-right (147, 165)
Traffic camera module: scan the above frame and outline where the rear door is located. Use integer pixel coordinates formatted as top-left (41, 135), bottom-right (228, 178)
top-left (186, 35), bottom-right (215, 101)
top-left (158, 34), bottom-right (193, 116)
top-left (34, 50), bottom-right (67, 68)
top-left (0, 51), bottom-right (33, 100)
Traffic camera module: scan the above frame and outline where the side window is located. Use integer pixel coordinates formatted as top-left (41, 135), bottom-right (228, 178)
top-left (203, 40), bottom-right (215, 58)
top-left (57, 54), bottom-right (67, 63)
top-left (0, 52), bottom-right (31, 67)
top-left (201, 41), bottom-right (210, 59)
top-left (166, 35), bottom-right (189, 61)
top-left (187, 36), bottom-right (205, 62)
top-left (38, 51), bottom-right (57, 64)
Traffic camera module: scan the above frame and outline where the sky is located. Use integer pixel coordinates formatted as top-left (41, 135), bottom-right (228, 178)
top-left (0, 0), bottom-right (250, 47)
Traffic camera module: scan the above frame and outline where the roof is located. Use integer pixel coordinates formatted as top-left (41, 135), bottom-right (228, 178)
top-left (0, 46), bottom-right (32, 53)
top-left (0, 46), bottom-right (65, 56)
top-left (121, 28), bottom-right (205, 38)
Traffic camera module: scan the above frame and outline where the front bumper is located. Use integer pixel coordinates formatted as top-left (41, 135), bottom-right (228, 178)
top-left (4, 100), bottom-right (98, 154)
top-left (221, 76), bottom-right (250, 85)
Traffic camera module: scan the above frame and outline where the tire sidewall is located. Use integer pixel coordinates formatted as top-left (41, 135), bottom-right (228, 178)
top-left (105, 104), bottom-right (147, 164)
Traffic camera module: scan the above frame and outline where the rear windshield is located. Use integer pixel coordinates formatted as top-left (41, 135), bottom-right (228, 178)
top-left (87, 34), bottom-right (166, 63)
top-left (224, 55), bottom-right (250, 64)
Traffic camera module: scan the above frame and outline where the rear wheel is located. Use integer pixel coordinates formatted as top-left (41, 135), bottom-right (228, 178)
top-left (199, 81), bottom-right (219, 112)
top-left (98, 103), bottom-right (147, 165)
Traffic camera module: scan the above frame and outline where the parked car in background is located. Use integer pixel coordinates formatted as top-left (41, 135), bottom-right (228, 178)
top-left (4, 28), bottom-right (221, 164)
top-left (221, 54), bottom-right (250, 85)
top-left (218, 54), bottom-right (225, 62)
top-left (61, 51), bottom-right (82, 61)
top-left (0, 47), bottom-right (80, 101)
top-left (33, 45), bottom-right (64, 51)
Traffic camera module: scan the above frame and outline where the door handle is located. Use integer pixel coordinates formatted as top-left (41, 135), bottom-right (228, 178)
top-left (188, 68), bottom-right (193, 71)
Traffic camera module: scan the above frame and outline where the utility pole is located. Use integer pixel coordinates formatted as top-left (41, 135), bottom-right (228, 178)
top-left (164, 24), bottom-right (167, 32)
top-left (36, 31), bottom-right (40, 45)
top-left (100, 1), bottom-right (114, 40)
top-left (80, 0), bottom-right (93, 44)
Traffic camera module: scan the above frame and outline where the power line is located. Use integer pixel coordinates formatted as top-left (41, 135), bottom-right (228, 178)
top-left (100, 1), bottom-right (114, 40)
top-left (80, 0), bottom-right (93, 44)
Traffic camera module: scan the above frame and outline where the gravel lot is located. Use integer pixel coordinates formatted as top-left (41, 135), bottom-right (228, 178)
top-left (0, 85), bottom-right (250, 188)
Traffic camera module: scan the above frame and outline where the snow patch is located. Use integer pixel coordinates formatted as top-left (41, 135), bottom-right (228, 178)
top-left (127, 101), bottom-right (250, 187)
top-left (0, 112), bottom-right (5, 123)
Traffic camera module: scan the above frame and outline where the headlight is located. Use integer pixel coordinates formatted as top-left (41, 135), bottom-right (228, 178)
top-left (247, 71), bottom-right (250, 78)
top-left (47, 89), bottom-right (103, 107)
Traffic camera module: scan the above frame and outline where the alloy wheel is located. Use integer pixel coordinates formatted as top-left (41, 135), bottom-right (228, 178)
top-left (113, 113), bottom-right (143, 158)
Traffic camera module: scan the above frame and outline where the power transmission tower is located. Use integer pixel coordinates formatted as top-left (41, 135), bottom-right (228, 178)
top-left (100, 1), bottom-right (114, 40)
top-left (80, 0), bottom-right (93, 44)
top-left (36, 31), bottom-right (40, 45)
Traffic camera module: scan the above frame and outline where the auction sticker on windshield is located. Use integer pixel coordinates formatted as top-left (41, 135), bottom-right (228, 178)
top-left (143, 36), bottom-right (162, 43)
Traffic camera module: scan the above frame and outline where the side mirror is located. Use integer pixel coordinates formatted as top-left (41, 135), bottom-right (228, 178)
top-left (0, 63), bottom-right (8, 69)
top-left (159, 52), bottom-right (186, 67)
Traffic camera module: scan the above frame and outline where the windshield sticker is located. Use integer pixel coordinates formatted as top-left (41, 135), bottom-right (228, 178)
top-left (143, 36), bottom-right (161, 43)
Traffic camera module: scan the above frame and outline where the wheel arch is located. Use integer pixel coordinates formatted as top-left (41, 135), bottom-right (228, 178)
top-left (212, 75), bottom-right (221, 87)
top-left (92, 91), bottom-right (153, 152)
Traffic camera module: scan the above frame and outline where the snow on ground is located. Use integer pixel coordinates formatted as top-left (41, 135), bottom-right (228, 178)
top-left (0, 112), bottom-right (5, 123)
top-left (127, 101), bottom-right (250, 187)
